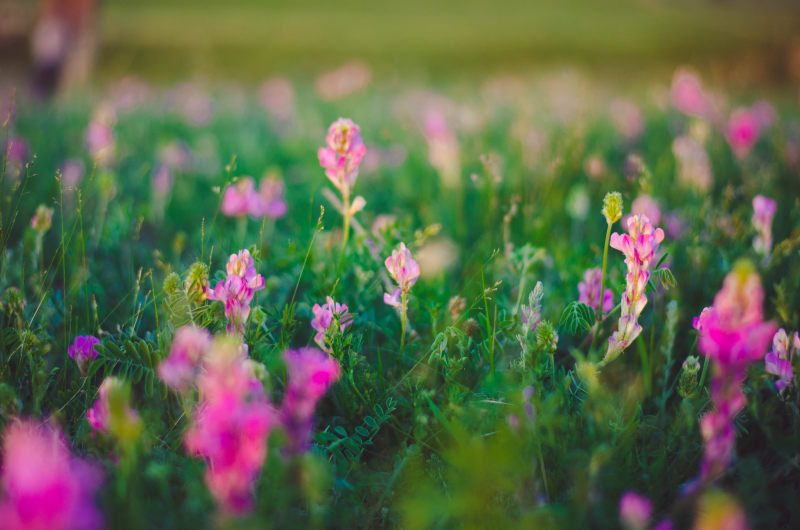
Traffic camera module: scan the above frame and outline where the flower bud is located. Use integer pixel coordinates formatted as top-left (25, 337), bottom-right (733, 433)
top-left (678, 355), bottom-right (701, 398)
top-left (602, 192), bottom-right (623, 225)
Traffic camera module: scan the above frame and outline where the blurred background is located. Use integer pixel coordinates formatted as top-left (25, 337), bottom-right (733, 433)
top-left (2, 0), bottom-right (800, 93)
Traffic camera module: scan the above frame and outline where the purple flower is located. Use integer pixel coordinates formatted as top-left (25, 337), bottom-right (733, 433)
top-left (577, 267), bottom-right (614, 314)
top-left (765, 328), bottom-right (797, 393)
top-left (310, 296), bottom-right (354, 352)
top-left (68, 335), bottom-right (100, 377)
top-left (280, 348), bottom-right (340, 455)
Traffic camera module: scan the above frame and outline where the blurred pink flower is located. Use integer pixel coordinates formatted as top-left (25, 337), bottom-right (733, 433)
top-left (31, 205), bottom-right (54, 233)
top-left (85, 119), bottom-right (114, 164)
top-left (315, 61), bottom-right (371, 101)
top-left (318, 118), bottom-right (366, 196)
top-left (752, 195), bottom-right (776, 257)
top-left (252, 177), bottom-right (287, 219)
top-left (578, 267), bottom-right (614, 314)
top-left (185, 338), bottom-right (274, 515)
top-left (3, 136), bottom-right (28, 179)
top-left (0, 420), bottom-right (103, 530)
top-left (86, 377), bottom-right (140, 434)
top-left (584, 155), bottom-right (607, 179)
top-left (609, 99), bottom-right (644, 141)
top-left (68, 335), bottom-right (99, 377)
top-left (280, 347), bottom-right (340, 455)
top-left (672, 135), bottom-right (712, 192)
top-left (383, 289), bottom-right (402, 308)
top-left (258, 77), bottom-right (295, 123)
top-left (670, 69), bottom-right (713, 119)
top-left (623, 195), bottom-right (662, 228)
top-left (220, 178), bottom-right (259, 218)
top-left (726, 107), bottom-right (761, 158)
top-left (60, 159), bottom-right (85, 189)
top-left (424, 109), bottom-right (460, 186)
top-left (619, 491), bottom-right (651, 530)
top-left (605, 215), bottom-right (665, 363)
top-left (693, 261), bottom-right (775, 480)
top-left (311, 296), bottom-right (354, 352)
top-left (158, 325), bottom-right (213, 393)
top-left (221, 177), bottom-right (286, 219)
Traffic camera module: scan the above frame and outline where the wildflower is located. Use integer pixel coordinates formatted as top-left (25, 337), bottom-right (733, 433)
top-left (384, 243), bottom-right (420, 295)
top-left (253, 176), bottom-right (288, 218)
top-left (184, 337), bottom-right (274, 515)
top-left (68, 335), bottom-right (100, 377)
top-left (609, 99), bottom-right (644, 141)
top-left (619, 491), bottom-right (651, 530)
top-left (0, 420), bottom-right (104, 530)
top-left (535, 321), bottom-right (558, 353)
top-left (764, 328), bottom-right (797, 393)
top-left (280, 347), bottom-right (341, 455)
top-left (678, 356), bottom-right (701, 399)
top-left (86, 377), bottom-right (142, 444)
top-left (30, 205), bottom-right (53, 233)
top-left (751, 195), bottom-right (776, 257)
top-left (693, 261), bottom-right (775, 481)
top-left (520, 282), bottom-right (543, 332)
top-left (220, 177), bottom-right (259, 218)
top-left (158, 325), bottom-right (213, 393)
top-left (61, 159), bottom-right (85, 189)
top-left (207, 250), bottom-right (265, 335)
top-left (726, 107), bottom-right (761, 158)
top-left (317, 118), bottom-right (366, 196)
top-left (624, 194), bottom-right (661, 228)
top-left (85, 113), bottom-right (115, 166)
top-left (602, 192), bottom-right (623, 225)
top-left (670, 69), bottom-right (713, 119)
top-left (424, 109), bottom-right (461, 187)
top-left (3, 136), bottom-right (28, 179)
top-left (577, 268), bottom-right (614, 314)
top-left (604, 215), bottom-right (665, 363)
top-left (310, 296), bottom-right (354, 352)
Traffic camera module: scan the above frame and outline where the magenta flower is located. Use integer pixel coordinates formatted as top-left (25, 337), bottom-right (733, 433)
top-left (310, 296), bottom-right (354, 352)
top-left (604, 215), bottom-right (665, 363)
top-left (619, 491), bottom-right (652, 530)
top-left (0, 420), bottom-right (103, 530)
top-left (207, 250), bottom-right (265, 335)
top-left (765, 328), bottom-right (797, 393)
top-left (577, 267), bottom-right (614, 314)
top-left (68, 335), bottom-right (100, 377)
top-left (280, 347), bottom-right (341, 455)
top-left (86, 377), bottom-right (140, 436)
top-left (726, 107), bottom-right (761, 158)
top-left (317, 118), bottom-right (366, 196)
top-left (158, 325), bottom-right (213, 393)
top-left (693, 261), bottom-right (776, 481)
top-left (670, 69), bottom-right (713, 119)
top-left (752, 195), bottom-right (776, 257)
top-left (185, 338), bottom-right (274, 515)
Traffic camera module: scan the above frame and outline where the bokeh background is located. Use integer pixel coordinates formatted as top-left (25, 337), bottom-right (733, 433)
top-left (2, 0), bottom-right (800, 89)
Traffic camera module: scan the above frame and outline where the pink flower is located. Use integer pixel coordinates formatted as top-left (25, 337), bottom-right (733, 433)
top-left (0, 420), bottom-right (103, 530)
top-left (280, 347), bottom-right (340, 455)
top-left (424, 109), bottom-right (460, 187)
top-left (252, 177), bottom-right (287, 219)
top-left (623, 195), bottom-right (662, 228)
top-left (578, 268), bottom-right (614, 314)
top-left (752, 195), bottom-right (776, 257)
top-left (310, 297), bottom-right (354, 352)
top-left (61, 160), bottom-right (85, 189)
top-left (609, 99), bottom-right (644, 141)
top-left (317, 118), bottom-right (366, 195)
top-left (85, 120), bottom-right (114, 162)
top-left (258, 77), bottom-right (295, 124)
top-left (185, 338), bottom-right (274, 515)
top-left (86, 377), bottom-right (140, 435)
top-left (765, 328), bottom-right (797, 393)
top-left (384, 243), bottom-right (420, 295)
top-left (726, 107), bottom-right (761, 158)
top-left (31, 205), bottom-right (54, 233)
top-left (383, 288), bottom-right (402, 308)
top-left (670, 69), bottom-right (713, 119)
top-left (207, 250), bottom-right (265, 335)
top-left (605, 215), bottom-right (665, 362)
top-left (693, 261), bottom-right (776, 481)
top-left (619, 491), bottom-right (651, 530)
top-left (158, 325), bottom-right (213, 393)
top-left (68, 335), bottom-right (99, 377)
top-left (220, 178), bottom-right (259, 218)
top-left (672, 135), bottom-right (712, 192)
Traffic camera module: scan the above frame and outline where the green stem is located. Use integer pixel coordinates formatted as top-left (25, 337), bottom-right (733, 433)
top-left (336, 190), bottom-right (351, 282)
top-left (400, 291), bottom-right (407, 351)
top-left (599, 221), bottom-right (613, 322)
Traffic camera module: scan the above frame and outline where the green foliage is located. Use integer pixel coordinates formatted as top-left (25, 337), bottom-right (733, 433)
top-left (559, 301), bottom-right (596, 335)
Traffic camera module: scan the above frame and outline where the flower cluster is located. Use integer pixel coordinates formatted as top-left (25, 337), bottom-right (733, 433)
top-left (206, 250), bottom-right (265, 335)
top-left (384, 243), bottom-right (420, 308)
top-left (577, 267), bottom-right (613, 314)
top-left (604, 215), bottom-right (665, 363)
top-left (751, 195), bottom-right (776, 257)
top-left (158, 325), bottom-right (213, 393)
top-left (0, 420), bottom-right (103, 530)
top-left (220, 176), bottom-right (287, 219)
top-left (670, 69), bottom-right (714, 119)
top-left (764, 328), bottom-right (799, 393)
top-left (280, 347), bottom-right (341, 455)
top-left (184, 337), bottom-right (274, 515)
top-left (725, 103), bottom-right (774, 158)
top-left (317, 118), bottom-right (366, 197)
top-left (86, 377), bottom-right (142, 444)
top-left (692, 261), bottom-right (775, 482)
top-left (310, 296), bottom-right (354, 352)
top-left (68, 335), bottom-right (100, 377)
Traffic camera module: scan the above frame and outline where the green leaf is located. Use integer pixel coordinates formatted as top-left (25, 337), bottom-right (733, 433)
top-left (559, 301), bottom-right (596, 335)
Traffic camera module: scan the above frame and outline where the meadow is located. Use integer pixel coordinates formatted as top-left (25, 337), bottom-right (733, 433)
top-left (1, 69), bottom-right (799, 528)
